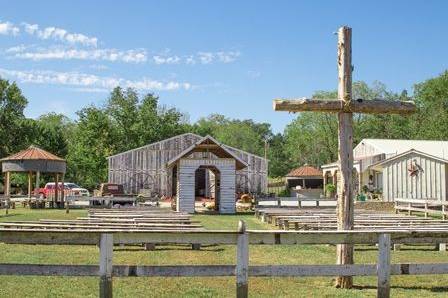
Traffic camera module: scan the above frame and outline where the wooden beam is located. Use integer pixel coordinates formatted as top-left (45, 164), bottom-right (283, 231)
top-left (335, 25), bottom-right (354, 289)
top-left (273, 98), bottom-right (416, 114)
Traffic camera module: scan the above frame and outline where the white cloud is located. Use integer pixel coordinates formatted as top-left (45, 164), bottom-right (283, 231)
top-left (0, 22), bottom-right (19, 35)
top-left (197, 52), bottom-right (214, 64)
top-left (152, 51), bottom-right (241, 65)
top-left (0, 68), bottom-right (192, 91)
top-left (216, 51), bottom-right (240, 63)
top-left (247, 70), bottom-right (261, 78)
top-left (153, 55), bottom-right (181, 65)
top-left (22, 22), bottom-right (97, 47)
top-left (10, 47), bottom-right (147, 63)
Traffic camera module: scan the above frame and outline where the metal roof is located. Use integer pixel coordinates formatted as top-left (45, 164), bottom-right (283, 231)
top-left (0, 145), bottom-right (65, 162)
top-left (357, 139), bottom-right (448, 159)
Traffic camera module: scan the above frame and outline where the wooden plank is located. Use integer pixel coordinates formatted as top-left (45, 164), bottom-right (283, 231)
top-left (99, 234), bottom-right (113, 298)
top-left (273, 98), bottom-right (416, 114)
top-left (377, 233), bottom-right (391, 298)
top-left (2, 263), bottom-right (448, 277)
top-left (0, 264), bottom-right (98, 276)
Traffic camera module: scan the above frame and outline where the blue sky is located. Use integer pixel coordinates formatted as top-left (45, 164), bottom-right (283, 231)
top-left (0, 1), bottom-right (447, 133)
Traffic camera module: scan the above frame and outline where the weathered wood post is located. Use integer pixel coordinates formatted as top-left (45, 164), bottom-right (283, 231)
top-left (335, 26), bottom-right (355, 289)
top-left (99, 233), bottom-right (113, 298)
top-left (27, 171), bottom-right (32, 199)
top-left (377, 233), bottom-right (391, 298)
top-left (5, 171), bottom-right (10, 215)
top-left (236, 220), bottom-right (249, 298)
top-left (54, 173), bottom-right (59, 208)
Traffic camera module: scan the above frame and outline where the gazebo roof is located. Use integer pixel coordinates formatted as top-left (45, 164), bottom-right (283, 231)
top-left (286, 165), bottom-right (322, 178)
top-left (1, 146), bottom-right (66, 174)
top-left (0, 145), bottom-right (65, 162)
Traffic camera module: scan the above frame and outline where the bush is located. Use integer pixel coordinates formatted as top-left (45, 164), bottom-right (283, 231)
top-left (325, 183), bottom-right (336, 197)
top-left (278, 188), bottom-right (291, 197)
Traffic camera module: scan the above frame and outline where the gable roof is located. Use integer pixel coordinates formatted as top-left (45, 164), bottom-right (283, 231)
top-left (107, 132), bottom-right (266, 161)
top-left (286, 165), bottom-right (322, 177)
top-left (357, 139), bottom-right (448, 159)
top-left (0, 145), bottom-right (65, 162)
top-left (371, 149), bottom-right (448, 170)
top-left (166, 135), bottom-right (248, 170)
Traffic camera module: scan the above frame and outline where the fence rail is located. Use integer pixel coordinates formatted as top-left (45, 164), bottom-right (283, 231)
top-left (1, 223), bottom-right (448, 298)
top-left (395, 198), bottom-right (448, 219)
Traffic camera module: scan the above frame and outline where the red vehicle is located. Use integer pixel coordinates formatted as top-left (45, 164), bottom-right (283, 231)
top-left (36, 182), bottom-right (90, 199)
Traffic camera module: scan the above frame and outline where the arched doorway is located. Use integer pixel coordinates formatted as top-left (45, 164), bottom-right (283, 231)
top-left (194, 166), bottom-right (220, 212)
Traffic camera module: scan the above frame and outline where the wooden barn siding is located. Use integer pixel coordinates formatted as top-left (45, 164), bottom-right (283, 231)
top-left (382, 153), bottom-right (447, 202)
top-left (177, 158), bottom-right (236, 214)
top-left (107, 133), bottom-right (268, 195)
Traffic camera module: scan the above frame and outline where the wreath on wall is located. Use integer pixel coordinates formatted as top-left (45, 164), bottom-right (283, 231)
top-left (408, 159), bottom-right (424, 177)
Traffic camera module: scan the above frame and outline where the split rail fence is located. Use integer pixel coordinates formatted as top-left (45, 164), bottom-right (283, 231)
top-left (1, 222), bottom-right (448, 298)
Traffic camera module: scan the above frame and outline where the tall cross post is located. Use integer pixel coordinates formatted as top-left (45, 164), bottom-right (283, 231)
top-left (273, 26), bottom-right (416, 288)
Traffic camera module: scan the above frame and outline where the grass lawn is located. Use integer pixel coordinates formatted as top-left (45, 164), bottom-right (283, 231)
top-left (0, 207), bottom-right (448, 297)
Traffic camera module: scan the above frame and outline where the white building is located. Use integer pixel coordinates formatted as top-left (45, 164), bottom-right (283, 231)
top-left (321, 139), bottom-right (448, 201)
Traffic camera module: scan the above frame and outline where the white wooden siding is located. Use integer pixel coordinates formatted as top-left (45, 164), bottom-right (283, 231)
top-left (176, 158), bottom-right (236, 214)
top-left (382, 153), bottom-right (447, 202)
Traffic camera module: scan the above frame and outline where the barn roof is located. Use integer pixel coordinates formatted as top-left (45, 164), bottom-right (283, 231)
top-left (166, 135), bottom-right (248, 170)
top-left (107, 132), bottom-right (266, 161)
top-left (356, 139), bottom-right (448, 159)
top-left (286, 165), bottom-right (322, 178)
top-left (370, 149), bottom-right (448, 171)
top-left (0, 145), bottom-right (65, 162)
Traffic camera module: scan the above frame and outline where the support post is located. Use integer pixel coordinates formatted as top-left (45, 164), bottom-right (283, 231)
top-left (377, 233), bottom-right (391, 298)
top-left (35, 171), bottom-right (40, 191)
top-left (236, 220), bottom-right (249, 298)
top-left (54, 173), bottom-right (59, 208)
top-left (335, 26), bottom-right (355, 289)
top-left (5, 172), bottom-right (10, 215)
top-left (60, 173), bottom-right (67, 212)
top-left (27, 171), bottom-right (32, 199)
top-left (99, 234), bottom-right (113, 298)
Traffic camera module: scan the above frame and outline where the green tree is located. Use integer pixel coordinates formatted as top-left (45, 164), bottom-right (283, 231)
top-left (0, 78), bottom-right (28, 157)
top-left (413, 71), bottom-right (448, 139)
top-left (66, 107), bottom-right (116, 189)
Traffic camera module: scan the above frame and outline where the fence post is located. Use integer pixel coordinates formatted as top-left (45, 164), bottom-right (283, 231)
top-left (377, 233), bottom-right (391, 298)
top-left (99, 233), bottom-right (113, 298)
top-left (236, 220), bottom-right (249, 298)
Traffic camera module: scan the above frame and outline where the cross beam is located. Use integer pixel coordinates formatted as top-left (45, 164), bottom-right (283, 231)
top-left (273, 26), bottom-right (416, 292)
top-left (274, 98), bottom-right (416, 114)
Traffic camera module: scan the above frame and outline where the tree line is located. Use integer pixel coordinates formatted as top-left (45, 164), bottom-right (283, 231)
top-left (1, 71), bottom-right (448, 190)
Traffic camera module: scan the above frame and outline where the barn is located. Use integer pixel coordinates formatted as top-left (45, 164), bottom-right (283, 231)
top-left (322, 139), bottom-right (448, 202)
top-left (107, 133), bottom-right (268, 213)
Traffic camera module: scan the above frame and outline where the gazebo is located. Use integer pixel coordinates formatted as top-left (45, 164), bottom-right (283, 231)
top-left (1, 145), bottom-right (66, 213)
top-left (285, 165), bottom-right (323, 188)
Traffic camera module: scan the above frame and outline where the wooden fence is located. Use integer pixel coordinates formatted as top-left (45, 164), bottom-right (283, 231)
top-left (2, 223), bottom-right (448, 298)
top-left (395, 198), bottom-right (448, 219)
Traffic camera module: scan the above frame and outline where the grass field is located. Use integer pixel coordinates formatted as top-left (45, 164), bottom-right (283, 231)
top-left (1, 207), bottom-right (448, 297)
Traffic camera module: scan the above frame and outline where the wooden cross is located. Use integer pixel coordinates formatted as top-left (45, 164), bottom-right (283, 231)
top-left (273, 26), bottom-right (416, 289)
